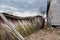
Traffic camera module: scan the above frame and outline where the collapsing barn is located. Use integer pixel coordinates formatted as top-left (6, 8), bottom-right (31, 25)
top-left (0, 13), bottom-right (44, 40)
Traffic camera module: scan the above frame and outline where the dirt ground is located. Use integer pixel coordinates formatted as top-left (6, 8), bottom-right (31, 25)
top-left (25, 28), bottom-right (60, 40)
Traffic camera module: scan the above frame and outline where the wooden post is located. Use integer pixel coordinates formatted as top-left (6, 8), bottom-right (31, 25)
top-left (0, 13), bottom-right (25, 40)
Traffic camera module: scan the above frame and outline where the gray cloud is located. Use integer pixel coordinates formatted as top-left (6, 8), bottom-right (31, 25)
top-left (0, 0), bottom-right (47, 17)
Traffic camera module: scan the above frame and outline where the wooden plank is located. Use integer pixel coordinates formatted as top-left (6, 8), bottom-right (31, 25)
top-left (0, 13), bottom-right (25, 40)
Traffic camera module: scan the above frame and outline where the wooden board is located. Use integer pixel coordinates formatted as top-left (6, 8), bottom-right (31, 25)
top-left (0, 13), bottom-right (25, 40)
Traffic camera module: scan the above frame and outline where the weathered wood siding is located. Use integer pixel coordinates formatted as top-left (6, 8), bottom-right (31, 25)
top-left (48, 0), bottom-right (60, 25)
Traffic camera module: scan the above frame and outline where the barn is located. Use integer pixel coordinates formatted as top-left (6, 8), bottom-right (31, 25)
top-left (0, 13), bottom-right (44, 40)
top-left (47, 0), bottom-right (60, 27)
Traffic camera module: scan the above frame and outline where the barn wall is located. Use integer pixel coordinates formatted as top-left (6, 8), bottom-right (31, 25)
top-left (48, 0), bottom-right (60, 26)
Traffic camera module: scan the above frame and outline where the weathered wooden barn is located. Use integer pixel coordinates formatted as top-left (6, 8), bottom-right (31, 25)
top-left (47, 0), bottom-right (60, 27)
top-left (0, 13), bottom-right (44, 40)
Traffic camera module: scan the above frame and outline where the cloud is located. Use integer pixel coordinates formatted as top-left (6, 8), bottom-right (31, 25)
top-left (12, 0), bottom-right (47, 11)
top-left (0, 0), bottom-right (47, 17)
top-left (0, 5), bottom-right (43, 17)
top-left (13, 11), bottom-right (43, 17)
top-left (0, 5), bottom-right (18, 10)
top-left (13, 0), bottom-right (37, 4)
top-left (25, 0), bottom-right (37, 4)
top-left (0, 0), bottom-right (47, 12)
top-left (0, 5), bottom-right (25, 13)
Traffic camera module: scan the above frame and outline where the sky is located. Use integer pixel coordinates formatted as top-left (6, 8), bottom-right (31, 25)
top-left (0, 0), bottom-right (47, 17)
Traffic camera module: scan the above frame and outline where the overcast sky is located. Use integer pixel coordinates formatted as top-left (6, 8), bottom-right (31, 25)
top-left (0, 0), bottom-right (47, 17)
